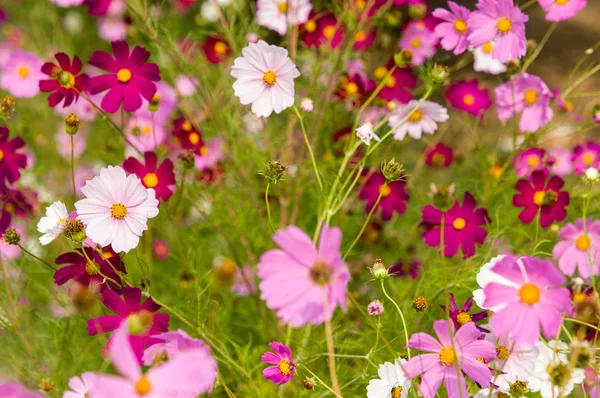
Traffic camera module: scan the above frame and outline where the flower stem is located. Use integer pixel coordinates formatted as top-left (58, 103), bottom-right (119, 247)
top-left (265, 182), bottom-right (276, 234)
top-left (380, 279), bottom-right (411, 358)
top-left (322, 292), bottom-right (341, 396)
top-left (70, 135), bottom-right (76, 198)
top-left (18, 244), bottom-right (56, 271)
top-left (293, 105), bottom-right (324, 193)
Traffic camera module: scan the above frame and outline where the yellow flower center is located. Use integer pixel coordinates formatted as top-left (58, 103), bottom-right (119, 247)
top-left (263, 71), bottom-right (277, 86)
top-left (357, 0), bottom-right (366, 9)
top-left (482, 42), bottom-right (494, 54)
top-left (386, 76), bottom-right (397, 88)
top-left (454, 19), bottom-right (467, 34)
top-left (524, 89), bottom-right (538, 105)
top-left (555, 0), bottom-right (569, 4)
top-left (374, 66), bottom-right (388, 80)
top-left (439, 347), bottom-right (457, 366)
top-left (310, 261), bottom-right (332, 285)
top-left (278, 1), bottom-right (287, 13)
top-left (142, 126), bottom-right (152, 135)
top-left (143, 173), bottom-right (159, 188)
top-left (563, 100), bottom-right (573, 111)
top-left (573, 292), bottom-right (586, 303)
top-left (456, 311), bottom-right (472, 325)
top-left (189, 132), bottom-right (200, 145)
top-left (519, 283), bottom-right (541, 305)
top-left (117, 68), bottom-right (132, 83)
top-left (4, 203), bottom-right (14, 214)
top-left (213, 41), bottom-right (228, 55)
top-left (346, 82), bottom-right (359, 95)
top-left (527, 155), bottom-right (540, 167)
top-left (497, 345), bottom-right (509, 360)
top-left (305, 19), bottom-right (317, 33)
top-left (411, 38), bottom-right (421, 49)
top-left (379, 184), bottom-right (392, 198)
top-left (323, 25), bottom-right (336, 39)
top-left (278, 359), bottom-right (292, 376)
top-left (576, 235), bottom-right (590, 251)
top-left (409, 109), bottom-right (423, 122)
top-left (182, 120), bottom-right (192, 131)
top-left (533, 191), bottom-right (546, 206)
top-left (463, 94), bottom-right (475, 106)
top-left (110, 203), bottom-right (127, 219)
top-left (58, 71), bottom-right (76, 89)
top-left (0, 149), bottom-right (4, 162)
top-left (497, 17), bottom-right (512, 33)
top-left (583, 152), bottom-right (595, 165)
top-left (135, 376), bottom-right (151, 395)
top-left (355, 30), bottom-right (367, 42)
top-left (200, 146), bottom-right (208, 156)
top-left (85, 260), bottom-right (100, 276)
top-left (453, 218), bottom-right (467, 231)
top-left (391, 386), bottom-right (403, 398)
top-left (18, 66), bottom-right (29, 78)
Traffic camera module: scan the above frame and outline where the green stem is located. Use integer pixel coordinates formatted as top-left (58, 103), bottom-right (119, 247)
top-left (18, 244), bottom-right (56, 271)
top-left (380, 279), bottom-right (411, 358)
top-left (70, 135), bottom-right (76, 198)
top-left (293, 105), bottom-right (324, 193)
top-left (265, 182), bottom-right (276, 234)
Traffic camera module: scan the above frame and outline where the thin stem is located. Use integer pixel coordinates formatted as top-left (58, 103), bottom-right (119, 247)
top-left (563, 63), bottom-right (600, 98)
top-left (322, 292), bottom-right (341, 396)
top-left (70, 135), bottom-right (76, 198)
top-left (298, 364), bottom-right (342, 398)
top-left (265, 182), bottom-right (276, 234)
top-left (18, 244), bottom-right (56, 271)
top-left (380, 279), bottom-right (411, 358)
top-left (522, 23), bottom-right (557, 73)
top-left (293, 105), bottom-right (324, 193)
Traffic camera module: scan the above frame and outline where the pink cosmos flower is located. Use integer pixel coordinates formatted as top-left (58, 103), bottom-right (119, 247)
top-left (374, 60), bottom-right (416, 104)
top-left (539, 0), bottom-right (587, 22)
top-left (262, 342), bottom-right (295, 385)
top-left (232, 266), bottom-right (257, 296)
top-left (513, 147), bottom-right (546, 178)
top-left (495, 73), bottom-right (554, 133)
top-left (64, 373), bottom-right (94, 398)
top-left (422, 192), bottom-right (491, 258)
top-left (0, 189), bottom-right (34, 233)
top-left (433, 1), bottom-right (471, 55)
top-left (98, 15), bottom-right (127, 42)
top-left (257, 225), bottom-right (350, 327)
top-left (256, 0), bottom-right (312, 35)
top-left (547, 148), bottom-right (573, 177)
top-left (553, 218), bottom-right (600, 279)
top-left (444, 80), bottom-right (492, 117)
top-left (88, 41), bottom-right (160, 114)
top-left (0, 382), bottom-right (43, 397)
top-left (353, 29), bottom-right (376, 51)
top-left (0, 127), bottom-right (27, 194)
top-left (440, 293), bottom-right (488, 332)
top-left (483, 255), bottom-right (571, 345)
top-left (368, 300), bottom-right (384, 316)
top-left (468, 0), bottom-right (528, 62)
top-left (123, 152), bottom-right (175, 203)
top-left (39, 53), bottom-right (89, 108)
top-left (51, 0), bottom-right (86, 6)
top-left (358, 172), bottom-right (410, 221)
top-left (134, 82), bottom-right (176, 124)
top-left (513, 170), bottom-right (569, 228)
top-left (54, 247), bottom-right (125, 292)
top-left (175, 75), bottom-right (198, 97)
top-left (399, 21), bottom-right (438, 66)
top-left (194, 138), bottom-right (224, 171)
top-left (87, 286), bottom-right (170, 363)
top-left (125, 114), bottom-right (166, 153)
top-left (88, 321), bottom-right (215, 397)
top-left (0, 50), bottom-right (44, 97)
top-left (403, 320), bottom-right (496, 398)
top-left (389, 259), bottom-right (422, 280)
top-left (571, 141), bottom-right (600, 175)
top-left (171, 117), bottom-right (204, 152)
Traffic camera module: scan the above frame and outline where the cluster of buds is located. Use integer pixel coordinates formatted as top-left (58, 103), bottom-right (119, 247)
top-left (0, 96), bottom-right (15, 119)
top-left (259, 160), bottom-right (286, 184)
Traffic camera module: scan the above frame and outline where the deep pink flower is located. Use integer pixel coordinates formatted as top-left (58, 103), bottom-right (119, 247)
top-left (400, 21), bottom-right (438, 66)
top-left (336, 71), bottom-right (376, 108)
top-left (359, 172), bottom-right (410, 221)
top-left (87, 286), bottom-right (170, 363)
top-left (39, 53), bottom-right (89, 108)
top-left (262, 342), bottom-right (295, 385)
top-left (539, 0), bottom-right (587, 22)
top-left (301, 12), bottom-right (343, 49)
top-left (374, 60), bottom-right (416, 104)
top-left (445, 80), bottom-right (492, 117)
top-left (571, 141), bottom-right (600, 175)
top-left (123, 152), bottom-right (175, 203)
top-left (433, 1), bottom-right (471, 55)
top-left (171, 117), bottom-right (205, 152)
top-left (425, 143), bottom-right (454, 168)
top-left (353, 29), bottom-right (376, 51)
top-left (54, 247), bottom-right (125, 292)
top-left (389, 259), bottom-right (422, 280)
top-left (440, 293), bottom-right (488, 332)
top-left (201, 36), bottom-right (231, 65)
top-left (88, 40), bottom-right (160, 114)
top-left (0, 127), bottom-right (27, 194)
top-left (513, 170), bottom-right (569, 228)
top-left (483, 255), bottom-right (571, 345)
top-left (513, 147), bottom-right (546, 178)
top-left (553, 218), bottom-right (600, 279)
top-left (257, 225), bottom-right (350, 327)
top-left (403, 320), bottom-right (496, 398)
top-left (0, 189), bottom-right (33, 233)
top-left (468, 0), bottom-right (528, 62)
top-left (422, 192), bottom-right (491, 258)
top-left (85, 0), bottom-right (111, 16)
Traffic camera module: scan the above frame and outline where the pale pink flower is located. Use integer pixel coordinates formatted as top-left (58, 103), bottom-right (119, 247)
top-left (64, 373), bottom-right (94, 398)
top-left (125, 114), bottom-right (166, 152)
top-left (256, 0), bottom-right (312, 35)
top-left (388, 100), bottom-right (449, 141)
top-left (0, 50), bottom-right (44, 97)
top-left (539, 0), bottom-right (587, 22)
top-left (50, 0), bottom-right (85, 7)
top-left (175, 75), bottom-right (198, 97)
top-left (194, 138), bottom-right (224, 171)
top-left (553, 218), bottom-right (600, 278)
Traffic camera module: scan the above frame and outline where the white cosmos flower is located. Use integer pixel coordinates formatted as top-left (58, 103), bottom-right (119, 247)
top-left (74, 166), bottom-right (159, 253)
top-left (231, 40), bottom-right (300, 118)
top-left (37, 201), bottom-right (69, 245)
top-left (366, 358), bottom-right (411, 398)
top-left (388, 100), bottom-right (449, 141)
top-left (256, 0), bottom-right (312, 35)
top-left (472, 254), bottom-right (517, 311)
top-left (529, 340), bottom-right (585, 398)
top-left (356, 122), bottom-right (380, 146)
top-left (472, 41), bottom-right (508, 75)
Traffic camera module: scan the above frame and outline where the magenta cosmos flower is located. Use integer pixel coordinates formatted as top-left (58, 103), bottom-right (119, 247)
top-left (374, 60), bottom-right (416, 104)
top-left (0, 189), bottom-right (34, 233)
top-left (422, 192), bottom-right (491, 258)
top-left (496, 73), bottom-right (554, 133)
top-left (571, 141), bottom-right (600, 175)
top-left (201, 36), bottom-right (231, 65)
top-left (85, 0), bottom-right (111, 16)
top-left (262, 342), bottom-right (295, 385)
top-left (553, 218), bottom-right (600, 278)
top-left (88, 40), bottom-right (160, 114)
top-left (403, 320), bottom-right (496, 398)
top-left (513, 147), bottom-right (546, 178)
top-left (87, 286), bottom-right (170, 363)
top-left (468, 0), bottom-right (528, 62)
top-left (483, 255), bottom-right (571, 345)
top-left (0, 127), bottom-right (27, 194)
top-left (445, 80), bottom-right (492, 117)
top-left (440, 293), bottom-right (488, 332)
top-left (257, 225), bottom-right (350, 327)
top-left (123, 152), bottom-right (175, 203)
top-left (54, 247), bottom-right (125, 291)
top-left (301, 12), bottom-right (343, 49)
top-left (513, 170), bottom-right (569, 228)
top-left (432, 1), bottom-right (471, 55)
top-left (539, 0), bottom-right (587, 22)
top-left (39, 53), bottom-right (89, 108)
top-left (359, 172), bottom-right (409, 221)
top-left (425, 143), bottom-right (453, 168)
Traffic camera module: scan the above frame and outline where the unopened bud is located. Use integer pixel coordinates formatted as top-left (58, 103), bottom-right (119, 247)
top-left (3, 228), bottom-right (20, 245)
top-left (394, 49), bottom-right (412, 67)
top-left (584, 167), bottom-right (599, 183)
top-left (412, 296), bottom-right (428, 311)
top-left (0, 96), bottom-right (15, 119)
top-left (65, 113), bottom-right (80, 136)
top-left (149, 93), bottom-right (160, 112)
top-left (370, 258), bottom-right (388, 280)
top-left (300, 98), bottom-right (313, 113)
top-left (259, 160), bottom-right (286, 184)
top-left (381, 158), bottom-right (405, 182)
top-left (408, 4), bottom-right (427, 19)
top-left (430, 64), bottom-right (449, 84)
top-left (63, 219), bottom-right (86, 242)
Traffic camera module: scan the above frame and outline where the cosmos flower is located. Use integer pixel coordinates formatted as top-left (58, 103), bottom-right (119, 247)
top-left (261, 342), bottom-right (295, 385)
top-left (171, 117), bottom-right (204, 152)
top-left (539, 0), bottom-right (587, 22)
top-left (513, 147), bottom-right (546, 178)
top-left (373, 61), bottom-right (416, 104)
top-left (513, 170), bottom-right (569, 228)
top-left (86, 0), bottom-right (111, 16)
top-left (39, 53), bottom-right (88, 108)
top-left (97, 1), bottom-right (128, 43)
top-left (424, 143), bottom-right (453, 168)
top-left (353, 29), bottom-right (376, 51)
top-left (88, 40), bottom-right (161, 114)
top-left (359, 172), bottom-right (410, 221)
top-left (64, 373), bottom-right (94, 398)
top-left (483, 255), bottom-right (571, 345)
top-left (301, 11), bottom-right (343, 49)
top-left (201, 36), bottom-right (231, 64)
top-left (74, 165), bottom-right (159, 253)
top-left (468, 0), bottom-right (528, 62)
top-left (528, 340), bottom-right (585, 397)
top-left (403, 320), bottom-right (496, 398)
top-left (175, 75), bottom-right (198, 97)
top-left (367, 300), bottom-right (384, 317)
top-left (571, 141), bottom-right (600, 175)
top-left (123, 152), bottom-right (175, 203)
top-left (0, 127), bottom-right (28, 194)
top-left (256, 0), bottom-right (312, 35)
top-left (54, 246), bottom-right (125, 291)
top-left (553, 218), bottom-right (600, 278)
top-left (366, 358), bottom-right (411, 398)
top-left (444, 80), bottom-right (492, 117)
top-left (125, 114), bottom-right (166, 152)
top-left (546, 148), bottom-right (573, 177)
top-left (0, 382), bottom-right (43, 398)
top-left (471, 41), bottom-right (507, 74)
top-left (51, 0), bottom-right (85, 6)
top-left (37, 201), bottom-right (69, 245)
top-left (194, 139), bottom-right (224, 171)
top-left (257, 225), bottom-right (350, 327)
top-left (87, 286), bottom-right (170, 363)
top-left (134, 81), bottom-right (177, 124)
top-left (355, 122), bottom-right (380, 146)
top-left (231, 41), bottom-right (300, 118)
top-left (388, 100), bottom-right (449, 141)
top-left (389, 259), bottom-right (422, 280)
top-left (399, 21), bottom-right (438, 66)
top-left (440, 293), bottom-right (487, 332)
top-left (472, 255), bottom-right (515, 311)
top-left (0, 50), bottom-right (44, 98)
top-left (0, 189), bottom-right (34, 233)
top-left (495, 73), bottom-right (554, 133)
top-left (432, 1), bottom-right (471, 55)
top-left (232, 266), bottom-right (257, 297)
top-left (336, 70), bottom-right (376, 108)
top-left (422, 192), bottom-right (491, 258)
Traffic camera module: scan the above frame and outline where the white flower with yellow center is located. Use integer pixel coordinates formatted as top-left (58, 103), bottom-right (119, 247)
top-left (37, 201), bottom-right (70, 245)
top-left (256, 0), bottom-right (312, 35)
top-left (529, 340), bottom-right (585, 398)
top-left (366, 358), bottom-right (411, 398)
top-left (472, 41), bottom-right (508, 75)
top-left (388, 100), bottom-right (449, 141)
top-left (74, 166), bottom-right (159, 253)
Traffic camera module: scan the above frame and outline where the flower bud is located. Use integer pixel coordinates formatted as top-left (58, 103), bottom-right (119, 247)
top-left (149, 93), bottom-right (160, 112)
top-left (509, 380), bottom-right (528, 397)
top-left (584, 167), bottom-right (599, 183)
top-left (0, 96), bottom-right (15, 119)
top-left (412, 296), bottom-right (428, 311)
top-left (63, 219), bottom-right (86, 243)
top-left (367, 300), bottom-right (384, 316)
top-left (370, 258), bottom-right (388, 280)
top-left (303, 379), bottom-right (314, 390)
top-left (3, 228), bottom-right (20, 245)
top-left (65, 113), bottom-right (80, 136)
top-left (430, 64), bottom-right (449, 84)
top-left (394, 49), bottom-right (412, 67)
top-left (259, 160), bottom-right (286, 184)
top-left (381, 158), bottom-right (405, 182)
top-left (408, 4), bottom-right (427, 19)
top-left (300, 98), bottom-right (313, 113)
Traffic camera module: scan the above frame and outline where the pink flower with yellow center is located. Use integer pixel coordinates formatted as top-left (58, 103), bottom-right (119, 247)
top-left (445, 79), bottom-right (492, 117)
top-left (513, 170), bottom-right (569, 228)
top-left (123, 152), bottom-right (175, 203)
top-left (539, 0), bottom-right (587, 22)
top-left (433, 1), bottom-right (471, 55)
top-left (262, 342), bottom-right (295, 385)
top-left (553, 218), bottom-right (600, 279)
